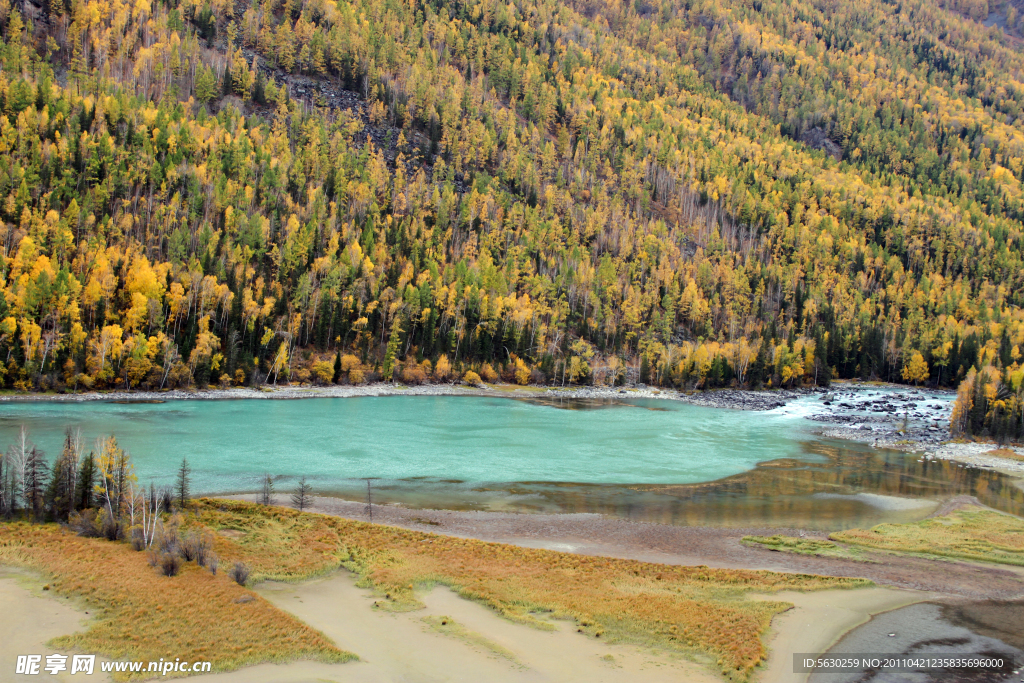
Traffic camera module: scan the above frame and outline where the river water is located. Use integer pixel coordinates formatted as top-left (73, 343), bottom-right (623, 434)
top-left (0, 394), bottom-right (1020, 530)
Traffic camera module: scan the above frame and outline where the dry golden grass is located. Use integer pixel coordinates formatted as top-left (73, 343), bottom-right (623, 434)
top-left (741, 535), bottom-right (873, 561)
top-left (191, 499), bottom-right (868, 681)
top-left (420, 615), bottom-right (522, 665)
top-left (0, 522), bottom-right (351, 680)
top-left (831, 506), bottom-right (1024, 566)
top-left (985, 448), bottom-right (1024, 462)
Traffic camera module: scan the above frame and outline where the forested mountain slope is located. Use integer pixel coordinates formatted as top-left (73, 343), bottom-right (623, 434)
top-left (1, 0), bottom-right (1023, 425)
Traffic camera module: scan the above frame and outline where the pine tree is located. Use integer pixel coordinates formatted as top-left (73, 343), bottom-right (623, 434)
top-left (46, 451), bottom-right (75, 521)
top-left (24, 447), bottom-right (49, 522)
top-left (195, 64), bottom-right (218, 103)
top-left (259, 473), bottom-right (275, 505)
top-left (291, 477), bottom-right (311, 511)
top-left (76, 451), bottom-right (96, 510)
top-left (176, 457), bottom-right (191, 509)
top-left (383, 323), bottom-right (402, 382)
top-left (46, 429), bottom-right (80, 522)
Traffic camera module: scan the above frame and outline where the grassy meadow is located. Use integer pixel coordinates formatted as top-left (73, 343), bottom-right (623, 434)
top-left (830, 506), bottom-right (1024, 566)
top-left (0, 522), bottom-right (352, 680)
top-left (740, 535), bottom-right (873, 561)
top-left (0, 499), bottom-right (875, 681)
top-left (186, 499), bottom-right (867, 681)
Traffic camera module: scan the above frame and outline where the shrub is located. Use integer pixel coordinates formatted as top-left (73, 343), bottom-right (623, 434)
top-left (229, 561), bottom-right (251, 586)
top-left (401, 361), bottom-right (428, 385)
top-left (480, 363), bottom-right (498, 382)
top-left (158, 527), bottom-right (180, 557)
top-left (208, 552), bottom-right (219, 575)
top-left (514, 357), bottom-right (530, 385)
top-left (434, 354), bottom-right (452, 381)
top-left (463, 370), bottom-right (482, 386)
top-left (180, 531), bottom-right (212, 565)
top-left (160, 552), bottom-right (181, 577)
top-left (130, 527), bottom-right (146, 551)
top-left (311, 360), bottom-right (334, 384)
top-left (101, 511), bottom-right (121, 541)
top-left (70, 510), bottom-right (101, 538)
top-left (179, 532), bottom-right (197, 561)
top-left (338, 354), bottom-right (362, 384)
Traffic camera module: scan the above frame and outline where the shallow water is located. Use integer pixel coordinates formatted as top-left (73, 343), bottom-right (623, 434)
top-left (812, 601), bottom-right (1024, 683)
top-left (0, 394), bottom-right (1020, 530)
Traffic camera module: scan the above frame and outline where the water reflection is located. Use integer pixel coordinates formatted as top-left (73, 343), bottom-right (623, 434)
top-left (305, 439), bottom-right (1024, 531)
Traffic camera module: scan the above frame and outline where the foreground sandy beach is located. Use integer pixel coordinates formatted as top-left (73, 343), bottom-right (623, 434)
top-left (0, 558), bottom-right (929, 683)
top-left (4, 492), bottom-right (1022, 683)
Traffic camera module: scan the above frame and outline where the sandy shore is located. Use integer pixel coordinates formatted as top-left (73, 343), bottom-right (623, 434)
top-left (820, 429), bottom-right (1024, 479)
top-left (0, 380), bottom-right (808, 410)
top-left (1, 566), bottom-right (110, 682)
top-left (1, 547), bottom-right (934, 683)
top-left (7, 496), bottom-right (1021, 683)
top-left (928, 442), bottom-right (1024, 478)
top-left (195, 572), bottom-right (724, 683)
top-left (754, 587), bottom-right (936, 683)
top-left (2, 559), bottom-right (926, 683)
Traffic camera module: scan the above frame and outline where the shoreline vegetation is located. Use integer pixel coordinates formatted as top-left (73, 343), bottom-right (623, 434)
top-left (743, 504), bottom-right (1024, 567)
top-left (271, 494), bottom-right (1024, 600)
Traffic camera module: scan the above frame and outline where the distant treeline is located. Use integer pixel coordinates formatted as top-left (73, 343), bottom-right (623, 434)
top-left (0, 0), bottom-right (1022, 396)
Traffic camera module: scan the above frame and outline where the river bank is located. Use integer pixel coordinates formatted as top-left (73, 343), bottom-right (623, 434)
top-left (807, 382), bottom-right (1024, 479)
top-left (0, 380), bottom-right (811, 409)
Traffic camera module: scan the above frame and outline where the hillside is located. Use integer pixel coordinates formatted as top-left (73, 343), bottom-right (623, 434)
top-left (0, 0), bottom-right (1023, 422)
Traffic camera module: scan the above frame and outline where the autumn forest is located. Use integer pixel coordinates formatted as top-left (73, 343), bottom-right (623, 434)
top-left (1, 0), bottom-right (1023, 434)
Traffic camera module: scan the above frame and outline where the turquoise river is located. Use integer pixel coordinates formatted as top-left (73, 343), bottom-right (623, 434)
top-left (0, 394), bottom-right (1020, 530)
